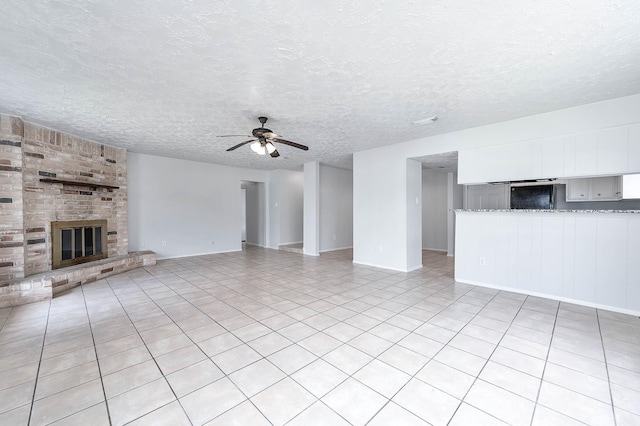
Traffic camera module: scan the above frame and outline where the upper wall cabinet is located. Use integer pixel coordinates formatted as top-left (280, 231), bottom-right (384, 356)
top-left (458, 124), bottom-right (640, 185)
top-left (566, 176), bottom-right (622, 202)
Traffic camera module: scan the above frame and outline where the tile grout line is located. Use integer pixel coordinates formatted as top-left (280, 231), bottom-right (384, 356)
top-left (79, 283), bottom-right (114, 426)
top-left (596, 308), bottom-right (618, 426)
top-left (0, 307), bottom-right (11, 331)
top-left (528, 298), bottom-right (560, 426)
top-left (27, 300), bottom-right (52, 426)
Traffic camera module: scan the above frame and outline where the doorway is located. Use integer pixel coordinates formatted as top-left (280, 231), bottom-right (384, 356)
top-left (414, 151), bottom-right (463, 257)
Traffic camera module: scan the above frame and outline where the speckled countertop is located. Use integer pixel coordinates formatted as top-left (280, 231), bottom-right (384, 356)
top-left (454, 209), bottom-right (640, 213)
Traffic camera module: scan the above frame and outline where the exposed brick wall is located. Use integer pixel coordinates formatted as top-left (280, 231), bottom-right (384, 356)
top-left (0, 114), bottom-right (128, 282)
top-left (0, 115), bottom-right (25, 282)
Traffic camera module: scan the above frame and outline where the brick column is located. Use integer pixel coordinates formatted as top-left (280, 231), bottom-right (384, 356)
top-left (0, 114), bottom-right (25, 282)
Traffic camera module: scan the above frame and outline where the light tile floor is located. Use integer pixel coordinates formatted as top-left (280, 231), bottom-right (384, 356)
top-left (1, 247), bottom-right (639, 425)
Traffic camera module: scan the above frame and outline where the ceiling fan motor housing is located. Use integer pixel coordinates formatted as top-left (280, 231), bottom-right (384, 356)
top-left (252, 128), bottom-right (273, 138)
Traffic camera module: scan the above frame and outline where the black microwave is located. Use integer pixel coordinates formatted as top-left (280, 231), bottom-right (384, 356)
top-left (510, 185), bottom-right (555, 209)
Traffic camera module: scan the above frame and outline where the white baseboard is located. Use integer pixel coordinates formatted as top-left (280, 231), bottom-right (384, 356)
top-left (157, 248), bottom-right (242, 260)
top-left (320, 245), bottom-right (353, 253)
top-left (279, 240), bottom-right (303, 246)
top-left (352, 260), bottom-right (422, 273)
top-left (422, 247), bottom-right (448, 252)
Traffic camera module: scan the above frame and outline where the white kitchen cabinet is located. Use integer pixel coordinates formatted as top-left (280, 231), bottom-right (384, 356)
top-left (597, 127), bottom-right (628, 173)
top-left (562, 135), bottom-right (577, 177)
top-left (591, 176), bottom-right (621, 200)
top-left (567, 178), bottom-right (590, 201)
top-left (458, 144), bottom-right (513, 184)
top-left (630, 124), bottom-right (640, 172)
top-left (574, 133), bottom-right (598, 176)
top-left (457, 123), bottom-right (637, 185)
top-left (541, 136), bottom-right (564, 178)
top-left (566, 176), bottom-right (622, 202)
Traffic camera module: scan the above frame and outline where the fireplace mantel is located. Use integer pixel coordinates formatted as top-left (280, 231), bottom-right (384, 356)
top-left (39, 178), bottom-right (120, 190)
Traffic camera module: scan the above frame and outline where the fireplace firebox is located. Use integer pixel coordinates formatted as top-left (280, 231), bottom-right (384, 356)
top-left (51, 220), bottom-right (107, 269)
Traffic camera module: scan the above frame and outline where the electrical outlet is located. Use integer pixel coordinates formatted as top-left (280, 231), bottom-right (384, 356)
top-left (479, 257), bottom-right (486, 266)
top-left (211, 241), bottom-right (215, 245)
top-left (377, 245), bottom-right (384, 253)
top-left (162, 241), bottom-right (167, 247)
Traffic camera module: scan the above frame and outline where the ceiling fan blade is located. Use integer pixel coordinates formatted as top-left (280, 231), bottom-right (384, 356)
top-left (271, 137), bottom-right (309, 151)
top-left (217, 134), bottom-right (252, 138)
top-left (226, 139), bottom-right (256, 151)
top-left (270, 149), bottom-right (280, 158)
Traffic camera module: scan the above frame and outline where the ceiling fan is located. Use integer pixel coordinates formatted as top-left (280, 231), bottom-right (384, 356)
top-left (218, 117), bottom-right (309, 158)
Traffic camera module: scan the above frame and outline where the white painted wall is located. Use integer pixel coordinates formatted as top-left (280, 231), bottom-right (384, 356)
top-left (422, 169), bottom-right (448, 251)
top-left (406, 159), bottom-right (423, 271)
top-left (319, 165), bottom-right (353, 252)
top-left (354, 154), bottom-right (409, 271)
top-left (447, 172), bottom-right (464, 256)
top-left (127, 153), bottom-right (267, 259)
top-left (455, 211), bottom-right (640, 315)
top-left (267, 171), bottom-right (280, 249)
top-left (304, 162), bottom-right (320, 256)
top-left (354, 94), bottom-right (640, 271)
top-left (277, 170), bottom-right (304, 245)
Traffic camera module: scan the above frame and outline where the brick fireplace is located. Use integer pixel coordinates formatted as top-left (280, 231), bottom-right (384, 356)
top-left (0, 113), bottom-right (149, 305)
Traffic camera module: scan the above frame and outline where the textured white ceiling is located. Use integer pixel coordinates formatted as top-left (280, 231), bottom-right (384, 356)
top-left (1, 1), bottom-right (639, 171)
top-left (417, 152), bottom-right (459, 173)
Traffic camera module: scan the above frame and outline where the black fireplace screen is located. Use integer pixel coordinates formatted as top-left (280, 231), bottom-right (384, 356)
top-left (52, 220), bottom-right (107, 269)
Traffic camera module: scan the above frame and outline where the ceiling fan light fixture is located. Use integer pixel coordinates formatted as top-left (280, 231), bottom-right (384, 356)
top-left (251, 141), bottom-right (266, 155)
top-left (265, 142), bottom-right (276, 154)
top-left (222, 117), bottom-right (309, 156)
